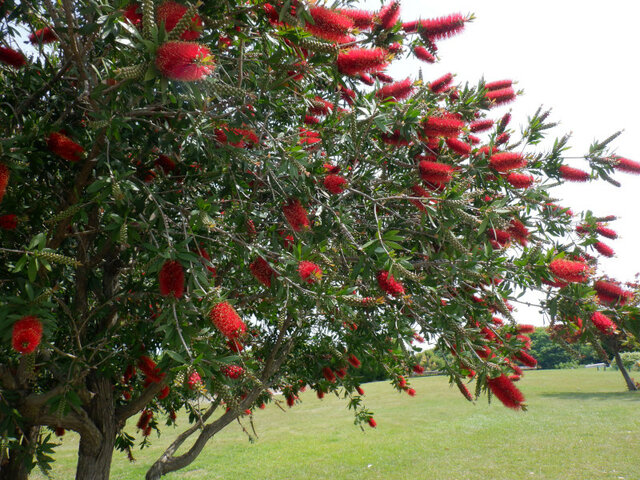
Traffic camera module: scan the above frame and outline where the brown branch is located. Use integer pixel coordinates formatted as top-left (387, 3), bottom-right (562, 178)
top-left (115, 381), bottom-right (165, 425)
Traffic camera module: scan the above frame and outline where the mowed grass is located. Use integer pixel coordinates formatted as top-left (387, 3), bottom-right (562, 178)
top-left (32, 369), bottom-right (640, 480)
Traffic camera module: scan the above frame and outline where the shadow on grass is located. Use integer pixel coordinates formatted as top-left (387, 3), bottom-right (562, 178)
top-left (540, 391), bottom-right (640, 401)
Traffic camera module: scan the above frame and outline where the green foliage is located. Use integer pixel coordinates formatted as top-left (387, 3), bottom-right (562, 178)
top-left (529, 328), bottom-right (599, 369)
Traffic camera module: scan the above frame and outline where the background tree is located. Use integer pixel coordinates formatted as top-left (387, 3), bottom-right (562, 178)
top-left (1, 1), bottom-right (639, 479)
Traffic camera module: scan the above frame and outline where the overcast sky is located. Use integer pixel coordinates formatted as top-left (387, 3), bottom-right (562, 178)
top-left (359, 0), bottom-right (640, 324)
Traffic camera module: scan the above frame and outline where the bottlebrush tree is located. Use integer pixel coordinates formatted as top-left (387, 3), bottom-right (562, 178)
top-left (1, 0), bottom-right (639, 478)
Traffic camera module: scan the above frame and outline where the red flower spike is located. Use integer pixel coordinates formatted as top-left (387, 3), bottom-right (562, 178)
top-left (157, 1), bottom-right (202, 40)
top-left (298, 260), bottom-right (322, 284)
top-left (0, 163), bottom-right (9, 204)
top-left (594, 241), bottom-right (614, 257)
top-left (47, 132), bottom-right (84, 162)
top-left (413, 46), bottom-right (435, 63)
top-left (316, 389), bottom-right (325, 399)
top-left (485, 79), bottom-right (513, 91)
top-left (209, 302), bottom-right (247, 339)
top-left (549, 258), bottom-right (590, 283)
top-left (304, 115), bottom-right (320, 125)
top-left (377, 270), bottom-right (405, 297)
top-left (612, 157), bottom-right (640, 174)
top-left (446, 137), bottom-right (471, 156)
top-left (12, 316), bottom-right (43, 354)
top-left (0, 214), bottom-right (17, 230)
top-left (155, 154), bottom-right (176, 174)
top-left (138, 355), bottom-right (158, 377)
top-left (412, 14), bottom-right (466, 41)
top-left (423, 116), bottom-right (464, 137)
top-left (158, 260), bottom-right (184, 298)
top-left (322, 366), bottom-right (336, 383)
top-left (559, 165), bottom-right (589, 182)
top-left (187, 371), bottom-right (202, 389)
top-left (485, 87), bottom-right (516, 106)
top-left (596, 224), bottom-right (617, 239)
top-left (487, 228), bottom-right (510, 247)
top-left (324, 174), bottom-right (347, 194)
top-left (367, 417), bottom-right (377, 428)
top-left (306, 6), bottom-right (355, 44)
top-left (507, 219), bottom-right (529, 246)
top-left (347, 354), bottom-right (361, 369)
top-left (419, 160), bottom-right (454, 184)
top-left (456, 380), bottom-right (473, 401)
top-left (506, 172), bottom-right (534, 189)
top-left (335, 367), bottom-right (347, 379)
top-left (407, 388), bottom-right (416, 397)
top-left (469, 119), bottom-right (494, 133)
top-left (373, 72), bottom-right (394, 82)
top-left (29, 27), bottom-right (57, 44)
top-left (337, 47), bottom-right (389, 76)
top-left (358, 74), bottom-right (374, 86)
top-left (429, 73), bottom-right (453, 93)
top-left (137, 410), bottom-right (153, 431)
top-left (388, 42), bottom-right (403, 54)
top-left (413, 364), bottom-right (425, 374)
top-left (356, 386), bottom-right (365, 395)
top-left (157, 385), bottom-right (170, 400)
top-left (250, 257), bottom-right (276, 288)
top-left (590, 312), bottom-right (617, 335)
top-left (0, 46), bottom-right (27, 68)
top-left (376, 78), bottom-right (414, 101)
top-left (282, 198), bottom-right (310, 232)
top-left (487, 374), bottom-right (525, 410)
top-left (398, 376), bottom-right (407, 388)
top-left (496, 132), bottom-right (510, 145)
top-left (489, 152), bottom-right (527, 172)
top-left (378, 1), bottom-right (401, 30)
top-left (155, 42), bottom-right (214, 82)
top-left (515, 351), bottom-right (537, 367)
top-left (339, 8), bottom-right (374, 30)
top-left (123, 3), bottom-right (142, 26)
top-left (309, 96), bottom-right (334, 116)
top-left (221, 364), bottom-right (245, 379)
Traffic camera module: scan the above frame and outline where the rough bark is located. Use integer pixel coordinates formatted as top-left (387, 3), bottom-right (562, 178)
top-left (75, 376), bottom-right (117, 480)
top-left (0, 424), bottom-right (39, 480)
top-left (614, 351), bottom-right (639, 391)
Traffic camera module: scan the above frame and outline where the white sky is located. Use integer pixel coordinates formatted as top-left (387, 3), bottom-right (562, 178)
top-left (359, 0), bottom-right (640, 324)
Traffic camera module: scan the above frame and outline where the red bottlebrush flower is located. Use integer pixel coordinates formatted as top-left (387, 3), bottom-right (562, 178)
top-left (419, 160), bottom-right (454, 185)
top-left (413, 331), bottom-right (426, 343)
top-left (469, 119), bottom-right (494, 133)
top-left (187, 371), bottom-right (202, 389)
top-left (549, 258), bottom-right (590, 283)
top-left (227, 339), bottom-right (244, 352)
top-left (485, 87), bottom-right (516, 107)
top-left (335, 367), bottom-right (347, 379)
top-left (155, 154), bottom-right (176, 174)
top-left (358, 73), bottom-right (374, 86)
top-left (157, 1), bottom-right (202, 40)
top-left (590, 311), bottom-right (617, 335)
top-left (594, 241), bottom-right (614, 257)
top-left (407, 388), bottom-right (417, 397)
top-left (380, 130), bottom-right (410, 146)
top-left (316, 389), bottom-right (325, 399)
top-left (340, 86), bottom-right (356, 105)
top-left (250, 257), bottom-right (276, 288)
top-left (487, 374), bottom-right (525, 410)
top-left (413, 46), bottom-right (435, 63)
top-left (29, 27), bottom-right (57, 44)
top-left (221, 364), bottom-right (244, 379)
top-left (376, 78), bottom-right (414, 101)
top-left (157, 385), bottom-right (170, 400)
top-left (158, 260), bottom-right (184, 298)
top-left (559, 165), bottom-right (589, 182)
top-left (11, 316), bottom-right (43, 354)
top-left (397, 375), bottom-right (407, 388)
top-left (413, 14), bottom-right (466, 41)
top-left (596, 224), bottom-right (617, 239)
top-left (377, 270), bottom-right (405, 297)
top-left (324, 174), bottom-right (347, 194)
top-left (378, 1), bottom-right (400, 29)
top-left (323, 163), bottom-right (341, 174)
top-left (356, 386), bottom-right (365, 395)
top-left (413, 364), bottom-right (425, 374)
top-left (489, 152), bottom-right (527, 172)
top-left (367, 417), bottom-right (377, 428)
top-left (0, 46), bottom-right (27, 68)
top-left (492, 316), bottom-right (504, 326)
top-left (496, 132), bottom-right (510, 145)
top-left (259, 403), bottom-right (266, 409)
top-left (123, 364), bottom-right (137, 383)
top-left (169, 410), bottom-right (177, 421)
top-left (429, 73), bottom-right (453, 93)
top-left (0, 214), bottom-right (17, 230)
top-left (304, 114), bottom-right (320, 125)
top-left (487, 228), bottom-right (511, 247)
top-left (446, 137), bottom-right (471, 156)
top-left (282, 198), bottom-right (310, 232)
top-left (485, 79), bottom-right (513, 91)
top-left (339, 8), bottom-right (374, 30)
top-left (54, 427), bottom-right (65, 437)
top-left (305, 6), bottom-right (354, 44)
top-left (387, 42), bottom-right (403, 54)
top-left (506, 172), bottom-right (534, 189)
top-left (337, 47), bottom-right (389, 76)
top-left (507, 219), bottom-right (529, 246)
top-left (209, 302), bottom-right (247, 339)
top-left (322, 366), bottom-right (336, 383)
top-left (138, 355), bottom-right (157, 377)
top-left (612, 156), bottom-right (640, 174)
top-left (309, 96), bottom-right (334, 116)
top-left (193, 245), bottom-right (216, 275)
top-left (515, 350), bottom-right (537, 367)
top-left (456, 380), bottom-right (473, 402)
top-left (423, 116), bottom-right (464, 137)
top-left (47, 132), bottom-right (84, 162)
top-left (347, 354), bottom-right (361, 369)
top-left (0, 163), bottom-right (9, 204)
top-left (298, 260), bottom-right (322, 283)
top-left (594, 280), bottom-right (632, 306)
top-left (155, 42), bottom-right (214, 82)
top-left (137, 410), bottom-right (153, 431)
top-left (123, 3), bottom-right (142, 26)
top-left (498, 112), bottom-right (512, 130)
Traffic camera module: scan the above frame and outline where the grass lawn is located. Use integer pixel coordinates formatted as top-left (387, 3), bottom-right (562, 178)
top-left (32, 369), bottom-right (640, 480)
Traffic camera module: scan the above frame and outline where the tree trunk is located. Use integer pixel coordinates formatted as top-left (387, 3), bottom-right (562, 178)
top-left (75, 377), bottom-right (117, 480)
top-left (614, 351), bottom-right (638, 391)
top-left (0, 424), bottom-right (39, 480)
